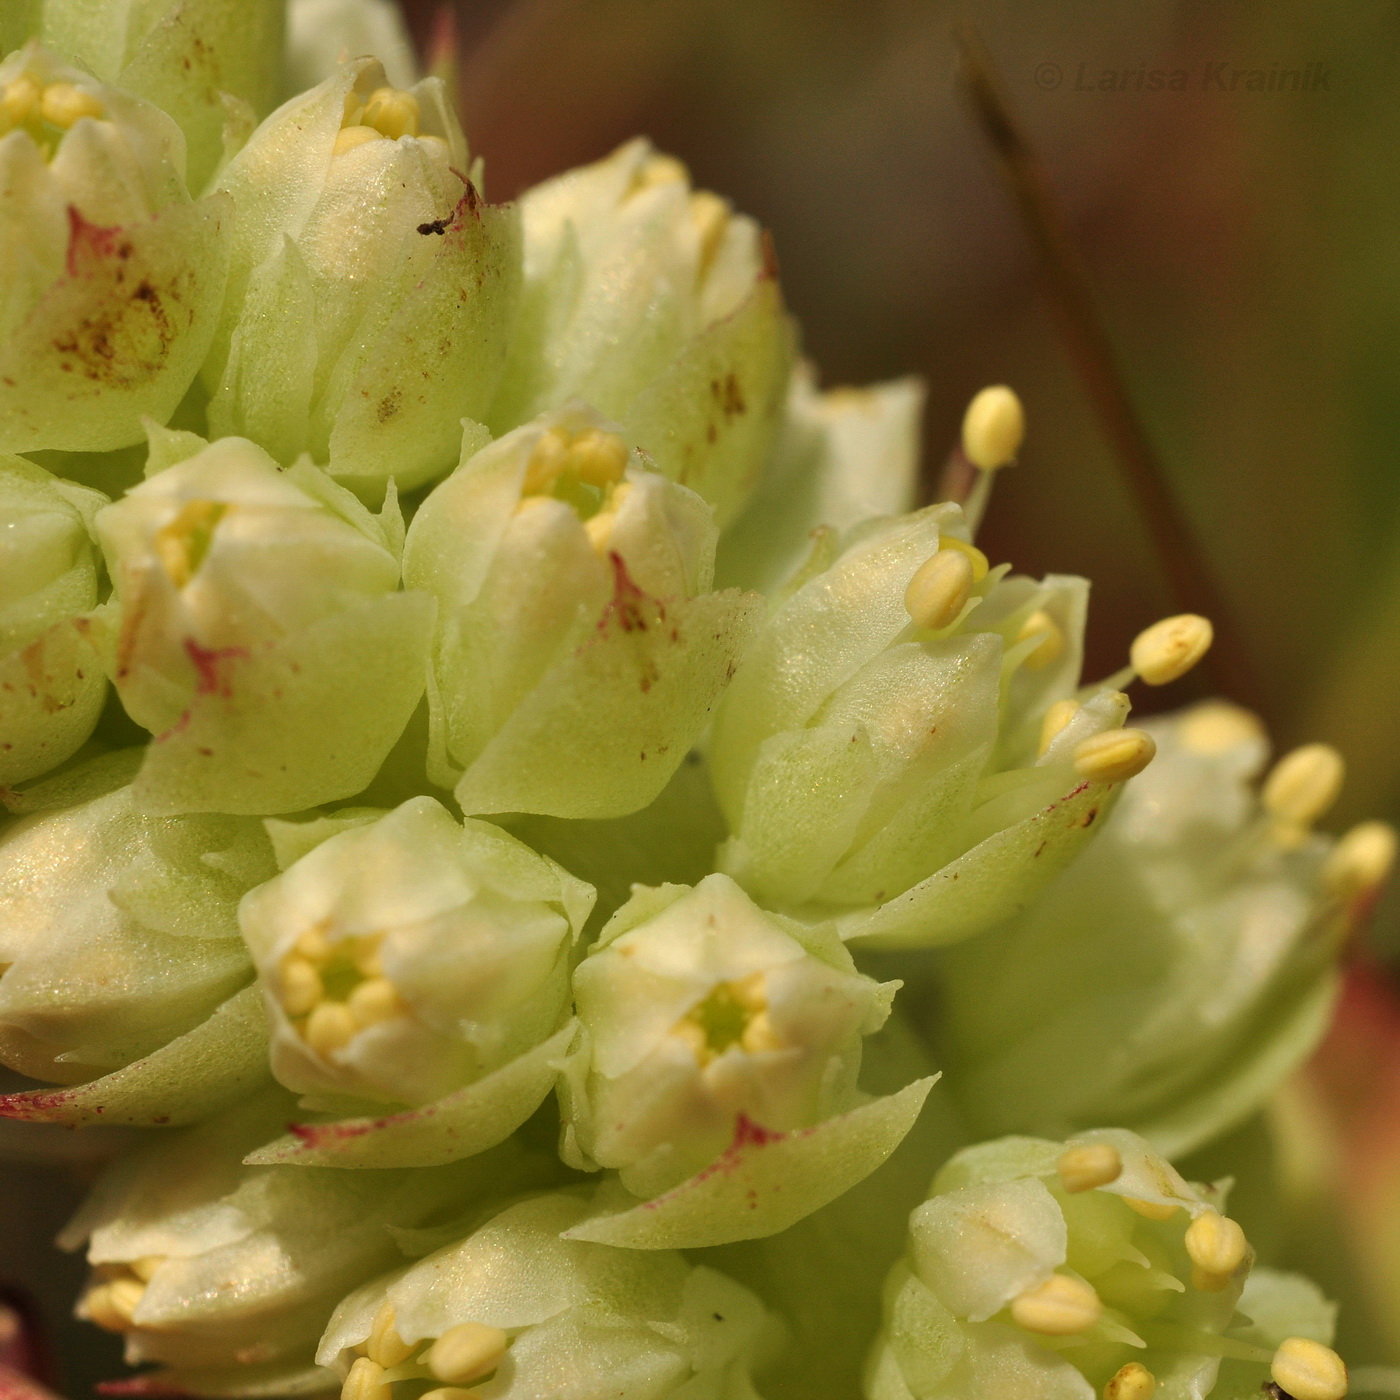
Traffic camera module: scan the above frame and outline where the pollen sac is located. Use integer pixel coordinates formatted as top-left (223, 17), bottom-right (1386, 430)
top-left (402, 408), bottom-right (764, 820)
top-left (0, 45), bottom-right (232, 455)
top-left (92, 433), bottom-right (433, 815)
top-left (864, 1128), bottom-right (1335, 1400)
top-left (316, 1189), bottom-right (777, 1400)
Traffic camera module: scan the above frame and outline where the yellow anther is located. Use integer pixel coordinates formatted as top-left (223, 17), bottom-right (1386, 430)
top-left (296, 924), bottom-right (334, 963)
top-left (304, 1000), bottom-right (358, 1056)
top-left (128, 1256), bottom-right (164, 1283)
top-left (689, 189), bottom-right (731, 270)
top-left (1074, 728), bottom-right (1156, 785)
top-left (1018, 609), bottom-right (1065, 670)
top-left (1056, 1142), bottom-right (1122, 1193)
top-left (1, 73), bottom-right (41, 126)
top-left (1270, 1337), bottom-right (1349, 1400)
top-left (1038, 699), bottom-right (1081, 757)
top-left (361, 85), bottom-right (420, 139)
top-left (634, 153), bottom-right (690, 190)
top-left (355, 941), bottom-right (385, 978)
top-left (426, 1322), bottom-right (509, 1385)
top-left (672, 1017), bottom-right (709, 1062)
top-left (342, 1356), bottom-right (392, 1400)
top-left (1104, 1362), bottom-right (1157, 1400)
top-left (153, 499), bottom-right (227, 589)
top-left (279, 955), bottom-right (323, 1018)
top-left (334, 124), bottom-right (385, 156)
top-left (1262, 743), bottom-right (1345, 834)
top-left (729, 970), bottom-right (768, 1012)
top-left (904, 549), bottom-right (974, 631)
top-left (1323, 821), bottom-right (1398, 899)
top-left (1124, 1197), bottom-right (1179, 1221)
top-left (366, 1301), bottom-right (415, 1367)
top-left (1184, 1210), bottom-right (1248, 1284)
top-left (961, 385), bottom-right (1025, 471)
top-left (39, 81), bottom-right (104, 129)
top-left (419, 1391), bottom-right (484, 1400)
top-left (740, 1010), bottom-right (785, 1053)
top-left (1129, 614), bottom-right (1214, 686)
top-left (348, 977), bottom-right (403, 1029)
top-left (84, 1283), bottom-right (133, 1333)
top-left (341, 91), bottom-right (364, 126)
top-left (1178, 701), bottom-right (1264, 756)
top-left (937, 534), bottom-right (990, 582)
top-left (568, 428), bottom-right (630, 487)
top-left (1010, 1274), bottom-right (1102, 1336)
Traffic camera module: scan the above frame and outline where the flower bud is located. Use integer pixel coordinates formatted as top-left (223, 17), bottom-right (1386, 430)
top-left (490, 138), bottom-right (794, 527)
top-left (204, 58), bottom-right (521, 493)
top-left (0, 773), bottom-right (276, 1124)
top-left (93, 432), bottom-right (434, 814)
top-left (865, 1128), bottom-right (1307, 1400)
top-left (709, 503), bottom-right (1126, 945)
top-left (403, 410), bottom-right (763, 819)
top-left (0, 455), bottom-right (107, 784)
top-left (0, 45), bottom-right (231, 454)
top-left (934, 701), bottom-right (1358, 1158)
top-left (239, 797), bottom-right (593, 1159)
top-left (63, 1087), bottom-right (535, 1393)
top-left (318, 1190), bottom-right (777, 1400)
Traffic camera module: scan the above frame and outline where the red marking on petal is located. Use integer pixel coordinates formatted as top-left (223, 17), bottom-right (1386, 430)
top-left (64, 206), bottom-right (123, 277)
top-left (182, 638), bottom-right (248, 697)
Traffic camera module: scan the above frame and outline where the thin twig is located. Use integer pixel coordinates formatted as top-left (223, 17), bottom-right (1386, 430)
top-left (953, 23), bottom-right (1263, 714)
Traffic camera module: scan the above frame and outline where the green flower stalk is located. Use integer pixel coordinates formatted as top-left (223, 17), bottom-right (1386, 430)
top-left (0, 44), bottom-right (231, 454)
top-left (0, 770), bottom-right (276, 1125)
top-left (61, 1088), bottom-right (542, 1398)
top-left (403, 408), bottom-right (763, 819)
top-left (31, 0), bottom-right (285, 191)
top-left (864, 1128), bottom-right (1347, 1400)
top-left (318, 1188), bottom-right (779, 1400)
top-left (237, 796), bottom-right (593, 1168)
top-left (490, 137), bottom-right (794, 527)
top-left (204, 58), bottom-right (521, 494)
top-left (0, 455), bottom-right (107, 785)
top-left (92, 430), bottom-right (434, 815)
top-left (931, 702), bottom-right (1389, 1158)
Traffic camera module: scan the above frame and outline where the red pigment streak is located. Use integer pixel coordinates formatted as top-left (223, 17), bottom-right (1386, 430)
top-left (0, 1087), bottom-right (79, 1122)
top-left (183, 638), bottom-right (248, 696)
top-left (447, 169), bottom-right (481, 224)
top-left (96, 1379), bottom-right (191, 1397)
top-left (597, 553), bottom-right (671, 642)
top-left (284, 1098), bottom-right (440, 1149)
top-left (64, 206), bottom-right (123, 277)
top-left (640, 1113), bottom-right (815, 1209)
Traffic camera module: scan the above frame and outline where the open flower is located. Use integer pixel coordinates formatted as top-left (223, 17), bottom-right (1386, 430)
top-left (62, 1088), bottom-right (538, 1397)
top-left (0, 455), bottom-right (107, 784)
top-left (0, 44), bottom-right (230, 453)
top-left (865, 1128), bottom-right (1346, 1400)
top-left (318, 1188), bottom-right (778, 1400)
top-left (931, 701), bottom-right (1388, 1158)
top-left (489, 137), bottom-right (793, 527)
top-left (403, 408), bottom-right (763, 819)
top-left (204, 57), bottom-right (520, 493)
top-left (0, 768), bottom-right (275, 1125)
top-left (237, 796), bottom-right (592, 1167)
top-left (93, 430), bottom-right (433, 815)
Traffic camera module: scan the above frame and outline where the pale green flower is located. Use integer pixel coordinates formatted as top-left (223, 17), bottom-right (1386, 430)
top-left (318, 1188), bottom-right (779, 1400)
top-left (284, 0), bottom-right (417, 98)
top-left (490, 137), bottom-right (794, 527)
top-left (204, 58), bottom-right (521, 493)
top-left (0, 44), bottom-right (231, 454)
top-left (92, 430), bottom-right (433, 815)
top-left (0, 768), bottom-right (276, 1126)
top-left (31, 0), bottom-right (285, 190)
top-left (62, 1087), bottom-right (544, 1397)
top-left (864, 1128), bottom-right (1343, 1400)
top-left (237, 796), bottom-right (593, 1168)
top-left (0, 454), bottom-right (107, 784)
top-left (931, 702), bottom-right (1380, 1158)
top-left (558, 873), bottom-right (934, 1248)
top-left (403, 408), bottom-right (763, 819)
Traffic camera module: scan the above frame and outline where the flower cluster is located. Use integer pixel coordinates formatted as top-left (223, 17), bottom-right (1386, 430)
top-left (0, 5), bottom-right (1382, 1399)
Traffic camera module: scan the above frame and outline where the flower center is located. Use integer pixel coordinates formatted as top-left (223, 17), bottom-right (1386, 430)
top-left (153, 499), bottom-right (227, 588)
top-left (0, 73), bottom-right (108, 161)
top-left (278, 923), bottom-right (406, 1058)
top-left (672, 972), bottom-right (785, 1064)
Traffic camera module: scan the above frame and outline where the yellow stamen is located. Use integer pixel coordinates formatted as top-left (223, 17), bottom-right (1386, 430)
top-left (39, 81), bottom-right (104, 129)
top-left (83, 1278), bottom-right (144, 1333)
top-left (128, 1256), bottom-right (164, 1283)
top-left (583, 482), bottom-right (633, 557)
top-left (304, 1001), bottom-right (357, 1056)
top-left (366, 1301), bottom-right (415, 1367)
top-left (740, 1010), bottom-right (785, 1053)
top-left (1184, 1210), bottom-right (1248, 1284)
top-left (937, 534), bottom-right (990, 582)
top-left (1038, 699), bottom-right (1081, 756)
top-left (1018, 609), bottom-right (1065, 670)
top-left (296, 924), bottom-right (334, 963)
top-left (1270, 1337), bottom-right (1348, 1400)
top-left (426, 1322), bottom-right (509, 1386)
top-left (360, 86), bottom-right (420, 140)
top-left (904, 549), bottom-right (974, 631)
top-left (961, 385), bottom-right (1025, 471)
top-left (1, 73), bottom-right (41, 126)
top-left (1104, 1362), bottom-right (1156, 1400)
top-left (1262, 743), bottom-right (1345, 839)
top-left (1010, 1274), bottom-right (1102, 1335)
top-left (633, 153), bottom-right (689, 191)
top-left (348, 977), bottom-right (403, 1029)
top-left (1129, 614), bottom-right (1214, 686)
top-left (1177, 701), bottom-right (1264, 756)
top-left (280, 955), bottom-right (323, 1018)
top-left (342, 1356), bottom-right (391, 1400)
top-left (1056, 1142), bottom-right (1122, 1193)
top-left (568, 428), bottom-right (630, 487)
top-left (689, 189), bottom-right (731, 271)
top-left (153, 499), bottom-right (227, 589)
top-left (334, 124), bottom-right (385, 156)
top-left (1074, 729), bottom-right (1156, 784)
top-left (420, 1391), bottom-right (485, 1400)
top-left (1323, 821), bottom-right (1397, 899)
top-left (1123, 1197), bottom-right (1179, 1221)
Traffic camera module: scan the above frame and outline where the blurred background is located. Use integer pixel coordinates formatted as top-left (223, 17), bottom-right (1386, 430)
top-left (11, 1), bottom-right (1400, 1391)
